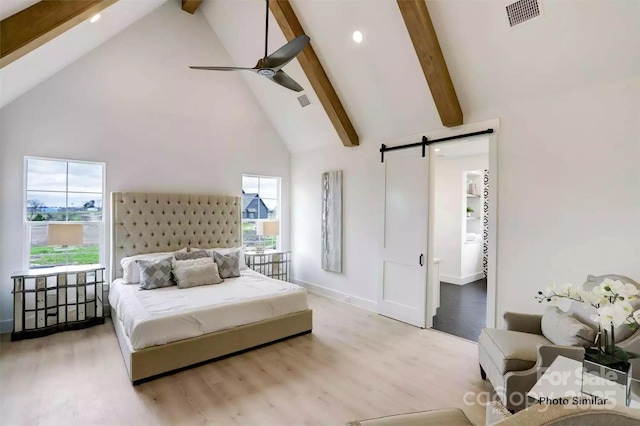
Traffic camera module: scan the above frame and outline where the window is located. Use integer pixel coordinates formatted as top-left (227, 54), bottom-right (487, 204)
top-left (242, 175), bottom-right (280, 251)
top-left (25, 157), bottom-right (105, 269)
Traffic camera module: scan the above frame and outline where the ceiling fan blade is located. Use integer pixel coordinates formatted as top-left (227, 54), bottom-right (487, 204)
top-left (189, 66), bottom-right (256, 71)
top-left (263, 35), bottom-right (310, 70)
top-left (266, 70), bottom-right (304, 92)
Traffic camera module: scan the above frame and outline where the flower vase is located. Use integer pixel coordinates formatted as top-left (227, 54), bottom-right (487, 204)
top-left (587, 326), bottom-right (628, 367)
top-left (582, 325), bottom-right (631, 406)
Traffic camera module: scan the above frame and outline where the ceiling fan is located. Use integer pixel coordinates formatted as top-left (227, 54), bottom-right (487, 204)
top-left (190, 0), bottom-right (310, 92)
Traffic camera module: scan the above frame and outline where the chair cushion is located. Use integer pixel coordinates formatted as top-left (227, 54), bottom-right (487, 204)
top-left (348, 408), bottom-right (473, 426)
top-left (479, 328), bottom-right (551, 374)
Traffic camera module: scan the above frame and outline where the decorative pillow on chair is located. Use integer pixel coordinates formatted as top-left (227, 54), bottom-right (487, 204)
top-left (541, 306), bottom-right (596, 347)
top-left (136, 258), bottom-right (175, 290)
top-left (172, 257), bottom-right (223, 289)
top-left (213, 250), bottom-right (241, 278)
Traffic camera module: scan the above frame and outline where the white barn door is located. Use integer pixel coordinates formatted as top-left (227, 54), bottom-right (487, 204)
top-left (378, 150), bottom-right (429, 328)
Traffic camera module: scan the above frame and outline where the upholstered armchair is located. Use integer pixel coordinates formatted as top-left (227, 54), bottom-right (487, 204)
top-left (347, 402), bottom-right (640, 425)
top-left (478, 274), bottom-right (640, 412)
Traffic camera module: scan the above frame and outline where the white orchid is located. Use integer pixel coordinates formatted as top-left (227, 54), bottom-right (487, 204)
top-left (538, 279), bottom-right (640, 357)
top-left (619, 283), bottom-right (639, 300)
top-left (581, 290), bottom-right (607, 307)
top-left (557, 282), bottom-right (573, 294)
top-left (541, 284), bottom-right (556, 298)
top-left (592, 303), bottom-right (632, 328)
top-left (542, 283), bottom-right (574, 298)
top-left (537, 279), bottom-right (640, 328)
top-left (597, 279), bottom-right (629, 297)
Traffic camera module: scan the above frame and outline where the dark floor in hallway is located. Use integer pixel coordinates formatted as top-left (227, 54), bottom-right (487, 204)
top-left (432, 278), bottom-right (487, 342)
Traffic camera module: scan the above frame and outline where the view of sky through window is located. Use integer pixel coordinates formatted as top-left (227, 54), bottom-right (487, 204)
top-left (26, 158), bottom-right (103, 222)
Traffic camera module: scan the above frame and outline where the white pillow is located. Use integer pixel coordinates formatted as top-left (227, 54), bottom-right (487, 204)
top-left (173, 258), bottom-right (223, 289)
top-left (195, 247), bottom-right (248, 270)
top-left (121, 248), bottom-right (187, 284)
top-left (172, 257), bottom-right (213, 270)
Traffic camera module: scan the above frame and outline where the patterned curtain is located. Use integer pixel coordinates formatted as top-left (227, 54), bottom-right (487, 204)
top-left (482, 170), bottom-right (489, 278)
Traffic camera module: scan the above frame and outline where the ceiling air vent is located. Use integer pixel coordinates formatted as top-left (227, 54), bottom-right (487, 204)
top-left (506, 0), bottom-right (541, 27)
top-left (297, 94), bottom-right (311, 108)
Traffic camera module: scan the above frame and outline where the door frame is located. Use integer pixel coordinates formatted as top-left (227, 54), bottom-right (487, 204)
top-left (425, 118), bottom-right (500, 328)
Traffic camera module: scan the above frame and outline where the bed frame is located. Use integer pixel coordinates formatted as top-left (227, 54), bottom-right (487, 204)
top-left (110, 192), bottom-right (312, 384)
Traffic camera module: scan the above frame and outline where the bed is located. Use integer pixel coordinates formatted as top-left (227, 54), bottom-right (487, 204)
top-left (109, 192), bottom-right (312, 384)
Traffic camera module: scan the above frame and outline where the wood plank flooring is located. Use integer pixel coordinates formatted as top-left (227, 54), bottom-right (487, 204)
top-left (0, 294), bottom-right (489, 425)
top-left (433, 279), bottom-right (487, 342)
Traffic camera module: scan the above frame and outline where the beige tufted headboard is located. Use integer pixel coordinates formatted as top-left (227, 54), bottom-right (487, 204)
top-left (111, 192), bottom-right (241, 282)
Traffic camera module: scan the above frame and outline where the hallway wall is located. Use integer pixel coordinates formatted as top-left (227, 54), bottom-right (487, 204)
top-left (434, 154), bottom-right (488, 284)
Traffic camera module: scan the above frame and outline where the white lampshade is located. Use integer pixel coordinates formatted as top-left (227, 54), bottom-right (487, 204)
top-left (257, 221), bottom-right (279, 237)
top-left (48, 224), bottom-right (84, 246)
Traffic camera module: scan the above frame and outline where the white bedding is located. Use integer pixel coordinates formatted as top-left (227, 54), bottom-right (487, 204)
top-left (109, 269), bottom-right (308, 350)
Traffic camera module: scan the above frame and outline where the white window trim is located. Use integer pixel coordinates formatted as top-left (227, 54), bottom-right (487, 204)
top-left (23, 156), bottom-right (106, 270)
top-left (241, 174), bottom-right (281, 251)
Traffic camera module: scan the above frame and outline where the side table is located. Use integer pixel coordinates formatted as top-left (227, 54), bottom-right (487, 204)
top-left (245, 250), bottom-right (291, 282)
top-left (11, 264), bottom-right (106, 341)
top-left (527, 355), bottom-right (640, 408)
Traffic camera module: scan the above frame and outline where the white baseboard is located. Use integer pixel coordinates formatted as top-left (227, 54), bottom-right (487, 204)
top-left (440, 272), bottom-right (485, 285)
top-left (1, 319), bottom-right (13, 334)
top-left (292, 279), bottom-right (377, 313)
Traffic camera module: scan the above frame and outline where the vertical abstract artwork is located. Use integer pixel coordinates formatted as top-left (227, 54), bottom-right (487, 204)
top-left (321, 170), bottom-right (343, 273)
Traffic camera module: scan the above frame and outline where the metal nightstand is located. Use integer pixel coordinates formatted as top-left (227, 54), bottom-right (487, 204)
top-left (245, 251), bottom-right (291, 282)
top-left (11, 264), bottom-right (106, 341)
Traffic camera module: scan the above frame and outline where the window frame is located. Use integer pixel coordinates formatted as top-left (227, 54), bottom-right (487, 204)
top-left (241, 174), bottom-right (281, 252)
top-left (23, 156), bottom-right (106, 270)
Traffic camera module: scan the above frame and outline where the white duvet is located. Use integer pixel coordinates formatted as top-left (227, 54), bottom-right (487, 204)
top-left (109, 269), bottom-right (308, 350)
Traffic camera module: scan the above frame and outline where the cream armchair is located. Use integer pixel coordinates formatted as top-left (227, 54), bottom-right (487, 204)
top-left (478, 274), bottom-right (640, 412)
top-left (347, 403), bottom-right (640, 426)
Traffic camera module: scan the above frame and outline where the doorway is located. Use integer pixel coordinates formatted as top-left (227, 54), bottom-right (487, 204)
top-left (377, 120), bottom-right (499, 333)
top-left (430, 137), bottom-right (490, 341)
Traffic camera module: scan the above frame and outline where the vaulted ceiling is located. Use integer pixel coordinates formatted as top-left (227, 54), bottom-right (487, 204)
top-left (201, 0), bottom-right (639, 151)
top-left (0, 0), bottom-right (169, 108)
top-left (1, 0), bottom-right (638, 152)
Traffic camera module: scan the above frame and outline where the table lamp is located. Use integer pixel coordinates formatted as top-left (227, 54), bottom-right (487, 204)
top-left (256, 221), bottom-right (279, 254)
top-left (47, 223), bottom-right (83, 266)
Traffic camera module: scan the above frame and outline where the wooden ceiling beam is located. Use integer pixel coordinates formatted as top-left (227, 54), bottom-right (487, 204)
top-left (1, 0), bottom-right (118, 69)
top-left (269, 0), bottom-right (359, 147)
top-left (181, 1), bottom-right (202, 14)
top-left (397, 0), bottom-right (463, 127)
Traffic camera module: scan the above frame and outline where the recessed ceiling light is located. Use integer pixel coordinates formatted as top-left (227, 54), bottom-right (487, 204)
top-left (352, 31), bottom-right (363, 43)
top-left (435, 148), bottom-right (441, 152)
top-left (90, 13), bottom-right (101, 23)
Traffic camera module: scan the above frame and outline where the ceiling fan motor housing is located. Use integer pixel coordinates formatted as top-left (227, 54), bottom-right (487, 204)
top-left (258, 69), bottom-right (276, 77)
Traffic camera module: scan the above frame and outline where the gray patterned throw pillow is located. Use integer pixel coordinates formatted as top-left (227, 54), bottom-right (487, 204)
top-left (213, 251), bottom-right (241, 279)
top-left (174, 250), bottom-right (210, 261)
top-left (136, 258), bottom-right (175, 290)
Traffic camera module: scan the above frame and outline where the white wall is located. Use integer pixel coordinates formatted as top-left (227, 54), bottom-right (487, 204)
top-left (474, 77), bottom-right (640, 324)
top-left (291, 76), bottom-right (640, 324)
top-left (433, 154), bottom-right (488, 282)
top-left (291, 144), bottom-right (382, 310)
top-left (0, 1), bottom-right (291, 331)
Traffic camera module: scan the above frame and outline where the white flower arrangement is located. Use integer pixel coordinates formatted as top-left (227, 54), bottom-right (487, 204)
top-left (537, 279), bottom-right (640, 359)
top-left (537, 279), bottom-right (640, 328)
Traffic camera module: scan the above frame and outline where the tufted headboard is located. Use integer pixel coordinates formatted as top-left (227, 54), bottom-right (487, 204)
top-left (110, 192), bottom-right (241, 282)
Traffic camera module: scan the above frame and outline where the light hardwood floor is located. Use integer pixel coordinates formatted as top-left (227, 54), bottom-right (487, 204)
top-left (0, 294), bottom-right (490, 425)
